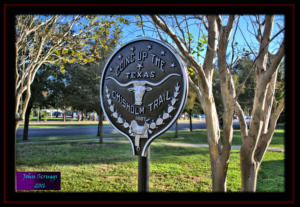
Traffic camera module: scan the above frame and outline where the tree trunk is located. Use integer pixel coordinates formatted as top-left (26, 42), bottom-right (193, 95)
top-left (93, 112), bottom-right (96, 121)
top-left (211, 158), bottom-right (228, 191)
top-left (189, 109), bottom-right (193, 132)
top-left (15, 120), bottom-right (21, 142)
top-left (97, 111), bottom-right (104, 144)
top-left (201, 95), bottom-right (225, 192)
top-left (63, 109), bottom-right (66, 122)
top-left (81, 112), bottom-right (84, 121)
top-left (239, 97), bottom-right (284, 192)
top-left (150, 14), bottom-right (235, 192)
top-left (23, 100), bottom-right (33, 141)
top-left (175, 120), bottom-right (178, 138)
top-left (77, 112), bottom-right (81, 121)
top-left (240, 147), bottom-right (260, 191)
top-left (38, 107), bottom-right (41, 122)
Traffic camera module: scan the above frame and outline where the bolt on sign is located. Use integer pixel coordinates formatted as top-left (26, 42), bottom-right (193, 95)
top-left (100, 37), bottom-right (188, 156)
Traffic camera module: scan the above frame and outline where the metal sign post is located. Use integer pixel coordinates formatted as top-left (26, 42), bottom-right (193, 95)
top-left (100, 37), bottom-right (188, 192)
top-left (138, 147), bottom-right (149, 192)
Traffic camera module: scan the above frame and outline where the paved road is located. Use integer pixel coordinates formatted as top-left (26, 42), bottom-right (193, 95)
top-left (16, 120), bottom-right (246, 139)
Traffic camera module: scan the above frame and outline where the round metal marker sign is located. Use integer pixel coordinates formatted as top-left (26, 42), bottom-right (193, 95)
top-left (100, 37), bottom-right (188, 156)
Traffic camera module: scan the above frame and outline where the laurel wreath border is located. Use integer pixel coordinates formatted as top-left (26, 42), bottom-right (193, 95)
top-left (105, 82), bottom-right (180, 137)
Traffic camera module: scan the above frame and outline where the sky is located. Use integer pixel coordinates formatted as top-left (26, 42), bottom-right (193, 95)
top-left (25, 14), bottom-right (285, 68)
top-left (117, 15), bottom-right (285, 66)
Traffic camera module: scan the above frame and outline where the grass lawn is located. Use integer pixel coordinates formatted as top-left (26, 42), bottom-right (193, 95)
top-left (16, 134), bottom-right (125, 143)
top-left (18, 124), bottom-right (109, 128)
top-left (15, 131), bottom-right (285, 192)
top-left (17, 127), bottom-right (284, 149)
top-left (158, 129), bottom-right (285, 148)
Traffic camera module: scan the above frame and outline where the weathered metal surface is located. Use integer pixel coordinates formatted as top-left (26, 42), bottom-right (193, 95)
top-left (138, 148), bottom-right (150, 192)
top-left (100, 37), bottom-right (188, 156)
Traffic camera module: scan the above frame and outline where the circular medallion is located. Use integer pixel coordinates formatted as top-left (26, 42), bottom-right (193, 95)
top-left (100, 37), bottom-right (188, 156)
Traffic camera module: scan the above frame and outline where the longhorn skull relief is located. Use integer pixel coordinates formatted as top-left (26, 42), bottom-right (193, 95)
top-left (105, 73), bottom-right (181, 106)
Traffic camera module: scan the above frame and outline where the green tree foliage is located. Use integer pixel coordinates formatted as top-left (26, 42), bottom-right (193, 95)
top-left (275, 61), bottom-right (285, 104)
top-left (231, 57), bottom-right (284, 116)
top-left (23, 65), bottom-right (53, 140)
top-left (45, 19), bottom-right (121, 139)
top-left (232, 57), bottom-right (256, 115)
top-left (46, 65), bottom-right (72, 121)
top-left (185, 87), bottom-right (202, 114)
top-left (64, 63), bottom-right (103, 114)
top-left (15, 15), bottom-right (129, 131)
top-left (184, 86), bottom-right (202, 132)
top-left (29, 65), bottom-right (53, 109)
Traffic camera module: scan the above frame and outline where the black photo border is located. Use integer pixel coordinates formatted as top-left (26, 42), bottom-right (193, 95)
top-left (2, 2), bottom-right (296, 205)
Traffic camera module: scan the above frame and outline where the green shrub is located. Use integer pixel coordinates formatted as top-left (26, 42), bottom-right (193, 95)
top-left (41, 112), bottom-right (50, 121)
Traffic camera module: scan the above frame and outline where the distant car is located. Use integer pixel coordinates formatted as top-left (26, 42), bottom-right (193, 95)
top-left (233, 115), bottom-right (237, 119)
top-left (53, 111), bottom-right (62, 117)
top-left (200, 114), bottom-right (205, 119)
top-left (245, 115), bottom-right (251, 119)
top-left (66, 111), bottom-right (73, 117)
top-left (193, 114), bottom-right (201, 119)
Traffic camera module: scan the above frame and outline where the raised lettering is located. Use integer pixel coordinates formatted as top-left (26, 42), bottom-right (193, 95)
top-left (147, 90), bottom-right (170, 112)
top-left (148, 102), bottom-right (153, 112)
top-left (159, 95), bottom-right (163, 105)
top-left (150, 54), bottom-right (156, 63)
top-left (143, 72), bottom-right (149, 78)
top-left (142, 51), bottom-right (148, 60)
top-left (112, 91), bottom-right (116, 99)
top-left (153, 99), bottom-right (159, 110)
top-left (130, 72), bottom-right (136, 79)
top-left (130, 53), bottom-right (135, 62)
top-left (150, 71), bottom-right (155, 78)
top-left (160, 60), bottom-right (166, 72)
top-left (155, 56), bottom-right (160, 67)
top-left (115, 53), bottom-right (136, 76)
top-left (166, 91), bottom-right (170, 100)
top-left (111, 91), bottom-right (146, 115)
top-left (137, 71), bottom-right (142, 78)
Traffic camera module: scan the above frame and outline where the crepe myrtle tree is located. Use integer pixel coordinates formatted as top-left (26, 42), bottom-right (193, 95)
top-left (149, 14), bottom-right (284, 192)
top-left (233, 15), bottom-right (285, 192)
top-left (15, 15), bottom-right (129, 135)
top-left (23, 65), bottom-right (53, 141)
top-left (15, 15), bottom-right (78, 133)
top-left (149, 14), bottom-right (231, 192)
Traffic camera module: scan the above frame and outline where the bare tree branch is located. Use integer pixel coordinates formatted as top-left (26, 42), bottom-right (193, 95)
top-left (217, 15), bottom-right (236, 72)
top-left (184, 16), bottom-right (192, 52)
top-left (254, 98), bottom-right (284, 162)
top-left (139, 15), bottom-right (146, 36)
top-left (230, 16), bottom-right (240, 67)
top-left (255, 15), bottom-right (274, 72)
top-left (263, 41), bottom-right (284, 83)
top-left (234, 102), bottom-right (248, 138)
top-left (174, 16), bottom-right (188, 49)
top-left (203, 16), bottom-right (218, 81)
top-left (150, 14), bottom-right (209, 93)
top-left (216, 15), bottom-right (222, 32)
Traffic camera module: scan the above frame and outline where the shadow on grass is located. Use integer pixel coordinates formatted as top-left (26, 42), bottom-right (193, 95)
top-left (16, 142), bottom-right (209, 167)
top-left (257, 160), bottom-right (285, 192)
top-left (151, 145), bottom-right (209, 158)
